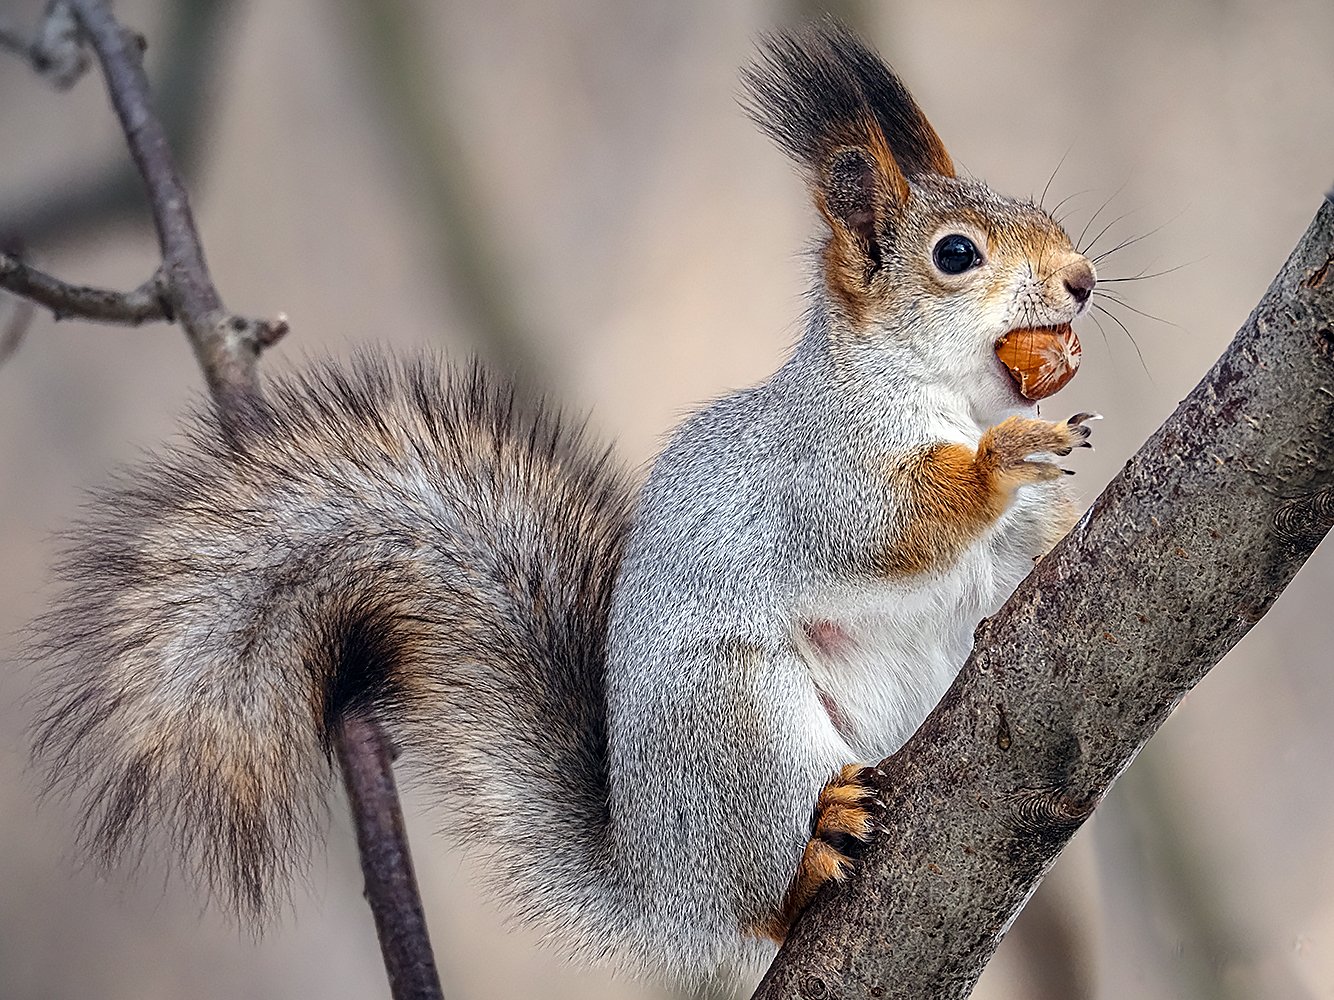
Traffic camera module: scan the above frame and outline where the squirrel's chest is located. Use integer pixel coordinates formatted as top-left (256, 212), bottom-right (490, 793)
top-left (796, 486), bottom-right (1058, 760)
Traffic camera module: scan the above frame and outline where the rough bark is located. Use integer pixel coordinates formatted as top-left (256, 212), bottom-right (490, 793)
top-left (754, 199), bottom-right (1334, 999)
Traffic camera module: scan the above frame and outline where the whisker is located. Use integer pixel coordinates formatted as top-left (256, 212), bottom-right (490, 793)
top-left (1098, 258), bottom-right (1205, 283)
top-left (1081, 208), bottom-right (1139, 257)
top-left (1039, 143), bottom-right (1074, 210)
top-left (1087, 308), bottom-right (1113, 354)
top-left (1035, 217), bottom-right (1053, 280)
top-left (1050, 189), bottom-right (1090, 223)
top-left (1083, 310), bottom-right (1131, 389)
top-left (1075, 179), bottom-right (1130, 257)
top-left (1093, 302), bottom-right (1152, 377)
top-left (1090, 210), bottom-right (1186, 266)
top-left (1093, 292), bottom-right (1183, 330)
top-left (1091, 233), bottom-right (1151, 265)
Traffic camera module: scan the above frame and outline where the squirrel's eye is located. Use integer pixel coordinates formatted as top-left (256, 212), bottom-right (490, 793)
top-left (933, 234), bottom-right (982, 275)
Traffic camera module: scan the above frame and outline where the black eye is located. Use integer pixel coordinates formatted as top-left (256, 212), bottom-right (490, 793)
top-left (933, 234), bottom-right (982, 275)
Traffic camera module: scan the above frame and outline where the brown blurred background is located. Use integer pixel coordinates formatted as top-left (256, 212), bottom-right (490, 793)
top-left (2, 1), bottom-right (1332, 998)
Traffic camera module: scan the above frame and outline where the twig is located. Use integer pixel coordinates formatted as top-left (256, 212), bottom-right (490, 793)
top-left (0, 294), bottom-right (37, 366)
top-left (6, 3), bottom-right (443, 997)
top-left (336, 716), bottom-right (446, 1000)
top-left (0, 0), bottom-right (229, 250)
top-left (0, 22), bottom-right (32, 58)
top-left (65, 0), bottom-right (283, 412)
top-left (0, 254), bottom-right (170, 325)
top-left (0, 1), bottom-right (90, 90)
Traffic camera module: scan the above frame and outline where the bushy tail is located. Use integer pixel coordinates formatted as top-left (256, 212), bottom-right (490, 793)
top-left (30, 354), bottom-right (632, 937)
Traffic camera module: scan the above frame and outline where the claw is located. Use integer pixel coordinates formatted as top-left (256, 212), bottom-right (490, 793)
top-left (1062, 468), bottom-right (1076, 475)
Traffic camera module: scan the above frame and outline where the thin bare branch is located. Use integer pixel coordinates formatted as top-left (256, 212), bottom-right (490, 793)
top-left (0, 0), bottom-right (230, 250)
top-left (0, 253), bottom-right (169, 325)
top-left (0, 1), bottom-right (91, 89)
top-left (6, 4), bottom-right (440, 996)
top-left (0, 294), bottom-right (37, 366)
top-left (64, 0), bottom-right (273, 410)
top-left (335, 716), bottom-right (446, 1000)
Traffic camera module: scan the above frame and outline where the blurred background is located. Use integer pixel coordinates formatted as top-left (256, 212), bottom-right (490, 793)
top-left (1, 0), bottom-right (1332, 998)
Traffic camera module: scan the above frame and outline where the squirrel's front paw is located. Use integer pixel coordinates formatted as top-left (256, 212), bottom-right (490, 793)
top-left (760, 764), bottom-right (883, 942)
top-left (978, 412), bottom-right (1099, 486)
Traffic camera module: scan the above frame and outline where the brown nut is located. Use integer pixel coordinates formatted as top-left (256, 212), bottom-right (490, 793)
top-left (994, 324), bottom-right (1082, 400)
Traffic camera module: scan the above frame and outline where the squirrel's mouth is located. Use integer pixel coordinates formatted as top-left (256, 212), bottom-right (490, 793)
top-left (993, 323), bottom-right (1081, 401)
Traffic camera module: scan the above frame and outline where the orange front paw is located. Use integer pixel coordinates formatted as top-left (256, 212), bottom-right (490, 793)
top-left (978, 412), bottom-right (1098, 487)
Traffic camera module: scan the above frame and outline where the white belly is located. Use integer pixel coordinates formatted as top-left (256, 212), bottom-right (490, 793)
top-left (796, 485), bottom-right (1060, 760)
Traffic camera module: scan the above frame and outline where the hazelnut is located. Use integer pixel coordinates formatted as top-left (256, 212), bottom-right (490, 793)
top-left (995, 324), bottom-right (1081, 400)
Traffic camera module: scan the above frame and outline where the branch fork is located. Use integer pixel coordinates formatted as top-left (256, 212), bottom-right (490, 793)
top-left (3, 3), bottom-right (438, 998)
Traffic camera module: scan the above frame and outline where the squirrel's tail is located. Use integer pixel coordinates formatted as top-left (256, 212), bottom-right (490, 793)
top-left (30, 354), bottom-right (632, 944)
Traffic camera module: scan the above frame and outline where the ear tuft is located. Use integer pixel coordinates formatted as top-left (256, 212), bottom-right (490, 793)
top-left (743, 20), bottom-right (955, 326)
top-left (742, 19), bottom-right (954, 185)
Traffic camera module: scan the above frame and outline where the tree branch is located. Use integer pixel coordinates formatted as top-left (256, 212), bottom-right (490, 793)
top-left (336, 716), bottom-right (446, 1000)
top-left (1, 0), bottom-right (230, 250)
top-left (0, 1), bottom-right (90, 90)
top-left (64, 0), bottom-right (285, 412)
top-left (755, 200), bottom-right (1334, 999)
top-left (6, 3), bottom-right (443, 997)
top-left (0, 254), bottom-right (169, 325)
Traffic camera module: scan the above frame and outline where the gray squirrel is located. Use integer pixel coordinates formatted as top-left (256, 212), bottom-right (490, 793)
top-left (31, 20), bottom-right (1097, 993)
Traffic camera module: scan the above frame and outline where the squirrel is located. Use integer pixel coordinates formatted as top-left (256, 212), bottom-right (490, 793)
top-left (30, 20), bottom-right (1098, 993)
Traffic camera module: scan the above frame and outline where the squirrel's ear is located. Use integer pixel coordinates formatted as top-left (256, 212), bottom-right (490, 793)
top-left (745, 23), bottom-right (946, 314)
top-left (814, 136), bottom-right (899, 323)
top-left (813, 122), bottom-right (905, 266)
top-left (743, 20), bottom-right (955, 192)
top-left (835, 27), bottom-right (954, 180)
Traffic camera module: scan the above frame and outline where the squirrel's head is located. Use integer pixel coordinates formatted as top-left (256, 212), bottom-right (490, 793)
top-left (745, 22), bottom-right (1095, 421)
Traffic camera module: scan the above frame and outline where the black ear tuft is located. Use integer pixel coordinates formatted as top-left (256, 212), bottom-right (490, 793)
top-left (742, 19), bottom-right (954, 181)
top-left (829, 24), bottom-right (955, 179)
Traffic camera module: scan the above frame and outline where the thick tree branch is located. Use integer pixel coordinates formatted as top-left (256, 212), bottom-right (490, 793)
top-left (755, 200), bottom-right (1334, 999)
top-left (6, 4), bottom-right (442, 998)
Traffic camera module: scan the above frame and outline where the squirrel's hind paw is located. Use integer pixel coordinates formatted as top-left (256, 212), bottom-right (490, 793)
top-left (809, 763), bottom-right (882, 864)
top-left (759, 764), bottom-right (883, 942)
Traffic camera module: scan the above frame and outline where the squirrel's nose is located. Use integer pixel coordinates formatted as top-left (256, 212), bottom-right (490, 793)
top-left (1063, 262), bottom-right (1096, 306)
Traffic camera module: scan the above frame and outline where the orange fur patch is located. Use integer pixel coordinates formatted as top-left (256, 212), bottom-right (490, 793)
top-left (882, 416), bottom-right (1083, 577)
top-left (881, 443), bottom-right (1004, 577)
